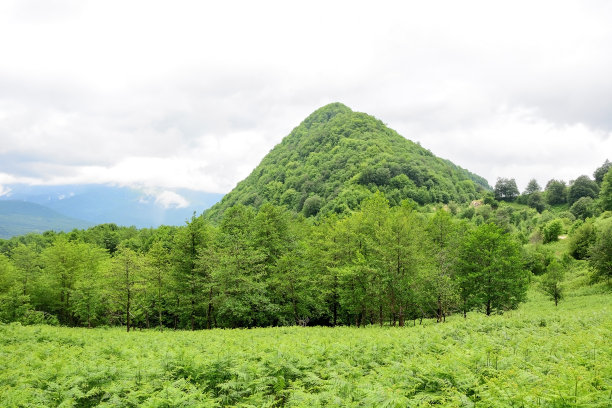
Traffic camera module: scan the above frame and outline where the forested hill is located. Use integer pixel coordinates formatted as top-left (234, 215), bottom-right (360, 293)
top-left (205, 103), bottom-right (490, 221)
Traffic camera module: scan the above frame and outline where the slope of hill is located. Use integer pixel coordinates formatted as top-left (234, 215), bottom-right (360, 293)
top-left (206, 103), bottom-right (490, 221)
top-left (0, 201), bottom-right (93, 238)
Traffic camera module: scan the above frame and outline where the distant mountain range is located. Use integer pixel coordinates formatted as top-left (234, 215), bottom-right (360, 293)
top-left (0, 184), bottom-right (223, 238)
top-left (0, 200), bottom-right (93, 239)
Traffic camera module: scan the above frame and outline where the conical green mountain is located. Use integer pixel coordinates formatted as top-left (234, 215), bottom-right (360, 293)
top-left (205, 103), bottom-right (490, 221)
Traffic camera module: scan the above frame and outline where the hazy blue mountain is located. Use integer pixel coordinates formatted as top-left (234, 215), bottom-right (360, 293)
top-left (0, 184), bottom-right (223, 228)
top-left (0, 200), bottom-right (93, 239)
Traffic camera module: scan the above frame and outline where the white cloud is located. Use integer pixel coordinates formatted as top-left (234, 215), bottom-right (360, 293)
top-left (0, 185), bottom-right (12, 197)
top-left (0, 0), bottom-right (611, 192)
top-left (154, 191), bottom-right (189, 209)
top-left (402, 107), bottom-right (612, 191)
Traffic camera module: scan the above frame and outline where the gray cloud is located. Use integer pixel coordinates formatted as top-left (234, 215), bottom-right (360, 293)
top-left (0, 0), bottom-right (611, 194)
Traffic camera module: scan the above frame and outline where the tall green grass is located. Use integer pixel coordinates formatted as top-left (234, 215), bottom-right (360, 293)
top-left (1, 292), bottom-right (610, 407)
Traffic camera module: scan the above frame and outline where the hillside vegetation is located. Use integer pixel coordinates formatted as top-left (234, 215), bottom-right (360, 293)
top-left (206, 103), bottom-right (489, 221)
top-left (1, 290), bottom-right (609, 407)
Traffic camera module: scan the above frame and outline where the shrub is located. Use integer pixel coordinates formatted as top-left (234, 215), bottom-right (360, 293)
top-left (542, 220), bottom-right (563, 244)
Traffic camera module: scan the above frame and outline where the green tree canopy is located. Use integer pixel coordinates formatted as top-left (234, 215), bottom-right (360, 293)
top-left (593, 159), bottom-right (611, 185)
top-left (524, 179), bottom-right (541, 195)
top-left (570, 196), bottom-right (596, 220)
top-left (568, 175), bottom-right (599, 205)
top-left (588, 223), bottom-right (612, 283)
top-left (545, 179), bottom-right (567, 205)
top-left (494, 178), bottom-right (519, 201)
top-left (456, 223), bottom-right (528, 316)
top-left (527, 192), bottom-right (546, 213)
top-left (542, 219), bottom-right (564, 244)
top-left (568, 220), bottom-right (596, 260)
top-left (540, 259), bottom-right (565, 306)
top-left (599, 167), bottom-right (612, 211)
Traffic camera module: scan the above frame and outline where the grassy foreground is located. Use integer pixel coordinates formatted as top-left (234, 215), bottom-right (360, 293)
top-left (1, 293), bottom-right (610, 407)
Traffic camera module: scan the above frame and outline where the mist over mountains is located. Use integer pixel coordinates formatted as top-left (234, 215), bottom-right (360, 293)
top-left (0, 184), bottom-right (223, 237)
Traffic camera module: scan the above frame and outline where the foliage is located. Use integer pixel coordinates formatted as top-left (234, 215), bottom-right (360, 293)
top-left (524, 178), bottom-right (541, 195)
top-left (599, 166), bottom-right (612, 211)
top-left (493, 177), bottom-right (519, 201)
top-left (527, 191), bottom-right (546, 212)
top-left (568, 175), bottom-right (599, 205)
top-left (1, 292), bottom-right (610, 407)
top-left (542, 219), bottom-right (563, 244)
top-left (302, 195), bottom-right (323, 217)
top-left (456, 223), bottom-right (528, 315)
top-left (545, 179), bottom-right (567, 205)
top-left (570, 196), bottom-right (596, 220)
top-left (568, 220), bottom-right (597, 260)
top-left (588, 222), bottom-right (612, 283)
top-left (540, 259), bottom-right (565, 306)
top-left (593, 158), bottom-right (611, 184)
top-left (523, 245), bottom-right (554, 275)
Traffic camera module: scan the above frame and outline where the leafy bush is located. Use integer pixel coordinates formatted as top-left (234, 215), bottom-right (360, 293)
top-left (542, 219), bottom-right (563, 244)
top-left (570, 196), bottom-right (595, 220)
top-left (568, 220), bottom-right (596, 260)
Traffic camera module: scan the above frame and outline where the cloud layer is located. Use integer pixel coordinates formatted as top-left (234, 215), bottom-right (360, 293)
top-left (1, 0), bottom-right (611, 194)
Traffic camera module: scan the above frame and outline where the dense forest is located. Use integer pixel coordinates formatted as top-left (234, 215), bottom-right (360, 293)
top-left (205, 103), bottom-right (489, 222)
top-left (1, 159), bottom-right (611, 330)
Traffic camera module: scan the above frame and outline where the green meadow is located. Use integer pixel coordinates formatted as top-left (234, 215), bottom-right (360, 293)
top-left (1, 290), bottom-right (610, 408)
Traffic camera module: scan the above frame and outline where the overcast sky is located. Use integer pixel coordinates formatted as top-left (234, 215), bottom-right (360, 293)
top-left (1, 0), bottom-right (611, 203)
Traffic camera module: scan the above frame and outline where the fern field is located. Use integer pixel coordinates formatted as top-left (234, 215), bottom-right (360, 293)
top-left (1, 293), bottom-right (610, 407)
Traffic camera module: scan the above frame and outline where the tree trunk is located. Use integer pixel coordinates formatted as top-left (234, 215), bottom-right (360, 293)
top-left (191, 296), bottom-right (195, 331)
top-left (126, 292), bottom-right (131, 332)
top-left (207, 288), bottom-right (214, 330)
top-left (126, 263), bottom-right (131, 333)
top-left (332, 295), bottom-right (337, 327)
top-left (158, 284), bottom-right (163, 330)
top-left (174, 297), bottom-right (179, 330)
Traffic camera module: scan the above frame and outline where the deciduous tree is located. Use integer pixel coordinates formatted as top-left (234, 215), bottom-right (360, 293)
top-left (593, 159), bottom-right (611, 185)
top-left (545, 179), bottom-right (567, 205)
top-left (599, 167), bottom-right (612, 211)
top-left (494, 178), bottom-right (519, 201)
top-left (540, 259), bottom-right (565, 306)
top-left (588, 223), bottom-right (612, 283)
top-left (456, 223), bottom-right (528, 316)
top-left (568, 175), bottom-right (599, 205)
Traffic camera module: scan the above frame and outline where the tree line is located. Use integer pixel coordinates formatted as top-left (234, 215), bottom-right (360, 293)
top-left (493, 159), bottom-right (612, 218)
top-left (1, 162), bottom-right (611, 330)
top-left (0, 194), bottom-right (530, 330)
